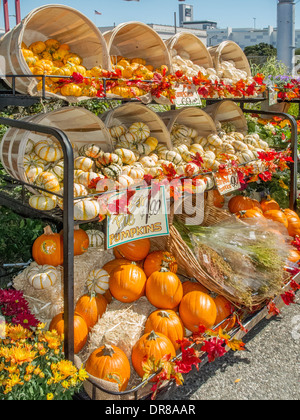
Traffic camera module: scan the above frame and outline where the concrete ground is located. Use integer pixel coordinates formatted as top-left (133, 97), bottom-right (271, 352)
top-left (162, 292), bottom-right (300, 401)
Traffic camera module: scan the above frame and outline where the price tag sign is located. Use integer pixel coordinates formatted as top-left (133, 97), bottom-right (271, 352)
top-left (174, 83), bottom-right (202, 107)
top-left (106, 186), bottom-right (169, 249)
top-left (268, 88), bottom-right (278, 106)
top-left (213, 171), bottom-right (241, 195)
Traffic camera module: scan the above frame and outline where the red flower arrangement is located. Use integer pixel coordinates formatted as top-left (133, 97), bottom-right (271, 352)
top-left (0, 289), bottom-right (39, 329)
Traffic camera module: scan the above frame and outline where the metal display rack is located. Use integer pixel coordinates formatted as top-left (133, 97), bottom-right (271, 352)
top-left (0, 79), bottom-right (299, 400)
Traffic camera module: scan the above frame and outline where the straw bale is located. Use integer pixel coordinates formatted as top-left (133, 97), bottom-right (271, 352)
top-left (13, 248), bottom-right (114, 324)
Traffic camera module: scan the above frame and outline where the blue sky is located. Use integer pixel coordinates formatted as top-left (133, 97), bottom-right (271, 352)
top-left (1, 0), bottom-right (299, 30)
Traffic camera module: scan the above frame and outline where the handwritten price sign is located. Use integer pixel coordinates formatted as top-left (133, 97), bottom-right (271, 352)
top-left (213, 171), bottom-right (241, 195)
top-left (106, 186), bottom-right (169, 249)
top-left (174, 83), bottom-right (202, 108)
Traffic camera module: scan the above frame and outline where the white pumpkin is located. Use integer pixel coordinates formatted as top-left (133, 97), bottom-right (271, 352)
top-left (29, 195), bottom-right (57, 211)
top-left (27, 264), bottom-right (59, 290)
top-left (86, 230), bottom-right (105, 249)
top-left (207, 134), bottom-right (223, 147)
top-left (50, 160), bottom-right (64, 182)
top-left (97, 152), bottom-right (122, 167)
top-left (87, 268), bottom-right (110, 294)
top-left (74, 199), bottom-right (100, 221)
top-left (232, 140), bottom-right (248, 152)
top-left (114, 148), bottom-right (137, 165)
top-left (34, 172), bottom-right (60, 196)
top-left (74, 156), bottom-right (95, 172)
top-left (129, 122), bottom-right (151, 141)
top-left (109, 125), bottom-right (127, 139)
top-left (77, 171), bottom-right (100, 188)
top-left (79, 144), bottom-right (102, 159)
top-left (35, 140), bottom-right (63, 163)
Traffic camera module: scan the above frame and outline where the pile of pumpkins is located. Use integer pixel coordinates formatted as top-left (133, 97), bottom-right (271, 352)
top-left (21, 38), bottom-right (169, 98)
top-left (34, 233), bottom-right (236, 391)
top-left (170, 48), bottom-right (256, 88)
top-left (226, 195), bottom-right (300, 263)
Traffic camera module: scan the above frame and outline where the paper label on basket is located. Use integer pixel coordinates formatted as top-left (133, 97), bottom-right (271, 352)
top-left (174, 83), bottom-right (202, 107)
top-left (213, 171), bottom-right (241, 195)
top-left (106, 186), bottom-right (169, 249)
top-left (268, 88), bottom-right (278, 106)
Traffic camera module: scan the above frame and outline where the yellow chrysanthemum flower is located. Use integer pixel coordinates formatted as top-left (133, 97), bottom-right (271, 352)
top-left (47, 393), bottom-right (54, 400)
top-left (7, 325), bottom-right (33, 342)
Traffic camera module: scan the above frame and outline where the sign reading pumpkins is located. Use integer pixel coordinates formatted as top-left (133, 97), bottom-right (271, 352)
top-left (174, 83), bottom-right (202, 107)
top-left (107, 186), bottom-right (169, 249)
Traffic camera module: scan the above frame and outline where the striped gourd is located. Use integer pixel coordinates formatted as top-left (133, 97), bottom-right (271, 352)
top-left (181, 150), bottom-right (193, 163)
top-left (97, 152), bottom-right (122, 167)
top-left (139, 156), bottom-right (156, 168)
top-left (50, 160), bottom-right (64, 182)
top-left (74, 169), bottom-right (85, 182)
top-left (236, 150), bottom-right (255, 164)
top-left (186, 127), bottom-right (198, 139)
top-left (86, 230), bottom-right (105, 249)
top-left (232, 132), bottom-right (245, 142)
top-left (87, 268), bottom-right (110, 295)
top-left (79, 144), bottom-right (102, 159)
top-left (144, 166), bottom-right (163, 178)
top-left (155, 143), bottom-right (168, 154)
top-left (23, 154), bottom-right (45, 183)
top-left (174, 144), bottom-right (189, 155)
top-left (77, 171), bottom-right (100, 188)
top-left (148, 153), bottom-right (159, 163)
top-left (173, 124), bottom-right (189, 139)
top-left (117, 174), bottom-right (134, 188)
top-left (114, 148), bottom-right (137, 165)
top-left (25, 138), bottom-right (35, 154)
top-left (122, 166), bottom-right (145, 179)
top-left (129, 122), bottom-right (151, 141)
top-left (204, 144), bottom-right (216, 153)
top-left (102, 163), bottom-right (123, 180)
top-left (222, 143), bottom-right (235, 155)
top-left (119, 131), bottom-right (138, 145)
top-left (172, 136), bottom-right (192, 148)
top-left (74, 199), bottom-right (100, 221)
top-left (136, 142), bottom-right (152, 156)
top-left (27, 264), bottom-right (59, 290)
top-left (185, 162), bottom-right (201, 177)
top-left (34, 140), bottom-right (63, 162)
top-left (145, 136), bottom-right (158, 152)
top-left (193, 136), bottom-right (208, 147)
top-left (29, 195), bottom-right (57, 211)
top-left (159, 150), bottom-right (182, 165)
top-left (207, 134), bottom-right (223, 147)
top-left (258, 140), bottom-right (269, 150)
top-left (243, 135), bottom-right (259, 147)
top-left (203, 151), bottom-right (216, 161)
top-left (34, 172), bottom-right (60, 195)
top-left (189, 144), bottom-right (204, 155)
top-left (232, 140), bottom-right (248, 152)
top-left (74, 156), bottom-right (95, 172)
top-left (109, 125), bottom-right (127, 139)
top-left (57, 183), bottom-right (88, 210)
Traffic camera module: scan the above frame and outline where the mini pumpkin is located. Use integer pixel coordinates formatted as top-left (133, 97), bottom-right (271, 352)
top-left (32, 226), bottom-right (63, 267)
top-left (145, 268), bottom-right (183, 310)
top-left (27, 264), bottom-right (59, 290)
top-left (143, 251), bottom-right (178, 278)
top-left (179, 291), bottom-right (217, 332)
top-left (87, 268), bottom-right (110, 295)
top-left (113, 238), bottom-right (150, 261)
top-left (75, 293), bottom-right (108, 331)
top-left (109, 263), bottom-right (147, 303)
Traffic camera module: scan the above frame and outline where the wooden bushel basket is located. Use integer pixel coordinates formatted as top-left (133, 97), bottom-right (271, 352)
top-left (208, 40), bottom-right (251, 77)
top-left (0, 107), bottom-right (113, 193)
top-left (104, 21), bottom-right (173, 74)
top-left (100, 102), bottom-right (173, 150)
top-left (204, 100), bottom-right (248, 135)
top-left (0, 5), bottom-right (110, 99)
top-left (158, 107), bottom-right (217, 148)
top-left (165, 31), bottom-right (213, 69)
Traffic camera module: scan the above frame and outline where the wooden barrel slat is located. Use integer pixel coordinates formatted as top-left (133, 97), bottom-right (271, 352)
top-left (101, 102), bottom-right (173, 150)
top-left (158, 107), bottom-right (217, 147)
top-left (204, 101), bottom-right (248, 134)
top-left (165, 32), bottom-right (213, 69)
top-left (0, 107), bottom-right (113, 194)
top-left (104, 21), bottom-right (172, 72)
top-left (208, 41), bottom-right (251, 77)
top-left (0, 5), bottom-right (110, 96)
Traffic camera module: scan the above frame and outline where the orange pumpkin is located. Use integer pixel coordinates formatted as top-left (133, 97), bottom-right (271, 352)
top-left (59, 226), bottom-right (89, 256)
top-left (251, 199), bottom-right (263, 212)
top-left (213, 295), bottom-right (236, 331)
top-left (109, 263), bottom-right (147, 303)
top-left (49, 312), bottom-right (88, 354)
top-left (263, 210), bottom-right (288, 228)
top-left (85, 344), bottom-right (131, 391)
top-left (213, 190), bottom-right (225, 208)
top-left (179, 291), bottom-right (217, 332)
top-left (102, 258), bottom-right (139, 275)
top-left (144, 310), bottom-right (185, 350)
top-left (143, 251), bottom-right (178, 278)
top-left (228, 196), bottom-right (254, 214)
top-left (286, 217), bottom-right (300, 237)
top-left (32, 226), bottom-right (63, 267)
top-left (145, 269), bottom-right (183, 310)
top-left (288, 249), bottom-right (300, 263)
top-left (282, 209), bottom-right (300, 221)
top-left (260, 198), bottom-right (280, 213)
top-left (75, 293), bottom-right (108, 331)
top-left (182, 280), bottom-right (208, 296)
top-left (113, 238), bottom-right (150, 261)
top-left (131, 331), bottom-right (176, 378)
top-left (237, 209), bottom-right (265, 220)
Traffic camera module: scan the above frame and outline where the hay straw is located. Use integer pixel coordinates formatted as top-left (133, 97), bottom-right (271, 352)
top-left (13, 248), bottom-right (115, 324)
